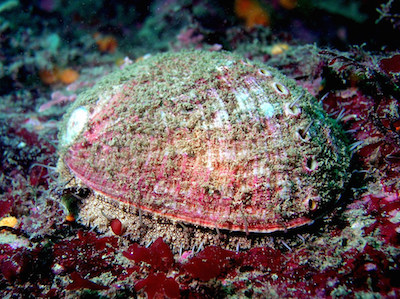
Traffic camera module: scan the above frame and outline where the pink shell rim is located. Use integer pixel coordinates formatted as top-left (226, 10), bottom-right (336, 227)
top-left (67, 160), bottom-right (314, 234)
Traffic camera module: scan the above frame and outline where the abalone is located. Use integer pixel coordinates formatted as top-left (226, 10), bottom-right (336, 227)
top-left (58, 51), bottom-right (350, 238)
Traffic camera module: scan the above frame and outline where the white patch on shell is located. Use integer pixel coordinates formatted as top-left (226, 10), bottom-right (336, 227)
top-left (259, 102), bottom-right (275, 118)
top-left (214, 111), bottom-right (230, 127)
top-left (253, 165), bottom-right (265, 176)
top-left (62, 106), bottom-right (89, 146)
top-left (209, 89), bottom-right (230, 128)
top-left (206, 149), bottom-right (214, 170)
top-left (215, 60), bottom-right (234, 72)
top-left (234, 88), bottom-right (256, 113)
top-left (244, 77), bottom-right (264, 96)
top-left (159, 110), bottom-right (168, 127)
top-left (92, 84), bottom-right (124, 116)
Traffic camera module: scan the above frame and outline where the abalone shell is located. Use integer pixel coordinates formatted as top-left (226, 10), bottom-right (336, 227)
top-left (58, 51), bottom-right (350, 234)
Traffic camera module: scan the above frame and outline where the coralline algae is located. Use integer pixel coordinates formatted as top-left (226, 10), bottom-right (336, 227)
top-left (58, 51), bottom-right (350, 248)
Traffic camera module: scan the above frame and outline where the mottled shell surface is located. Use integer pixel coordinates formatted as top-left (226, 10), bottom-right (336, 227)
top-left (59, 51), bottom-right (350, 233)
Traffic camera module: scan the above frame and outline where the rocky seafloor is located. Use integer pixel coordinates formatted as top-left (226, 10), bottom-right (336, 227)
top-left (0, 0), bottom-right (399, 298)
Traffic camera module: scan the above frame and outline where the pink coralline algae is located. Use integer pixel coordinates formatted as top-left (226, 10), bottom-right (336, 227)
top-left (363, 192), bottom-right (400, 245)
top-left (57, 50), bottom-right (351, 246)
top-left (38, 91), bottom-right (76, 112)
top-left (322, 88), bottom-right (400, 192)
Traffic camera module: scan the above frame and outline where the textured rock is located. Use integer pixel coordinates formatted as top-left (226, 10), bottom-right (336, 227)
top-left (58, 50), bottom-right (350, 238)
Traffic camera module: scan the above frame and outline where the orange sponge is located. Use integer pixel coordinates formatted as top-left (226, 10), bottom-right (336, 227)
top-left (39, 69), bottom-right (58, 85)
top-left (57, 68), bottom-right (79, 84)
top-left (39, 67), bottom-right (79, 85)
top-left (279, 0), bottom-right (298, 10)
top-left (95, 34), bottom-right (118, 53)
top-left (235, 0), bottom-right (270, 29)
top-left (0, 216), bottom-right (18, 229)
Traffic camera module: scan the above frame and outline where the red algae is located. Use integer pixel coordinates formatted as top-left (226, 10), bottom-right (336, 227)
top-left (241, 246), bottom-right (284, 272)
top-left (0, 245), bottom-right (27, 283)
top-left (0, 194), bottom-right (14, 218)
top-left (52, 231), bottom-right (121, 278)
top-left (135, 272), bottom-right (180, 299)
top-left (363, 193), bottom-right (400, 245)
top-left (183, 246), bottom-right (236, 281)
top-left (66, 271), bottom-right (108, 291)
top-left (380, 54), bottom-right (400, 74)
top-left (348, 245), bottom-right (397, 294)
top-left (123, 237), bottom-right (174, 273)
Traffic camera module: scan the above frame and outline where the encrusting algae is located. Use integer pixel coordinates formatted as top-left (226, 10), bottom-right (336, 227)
top-left (57, 50), bottom-right (351, 251)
